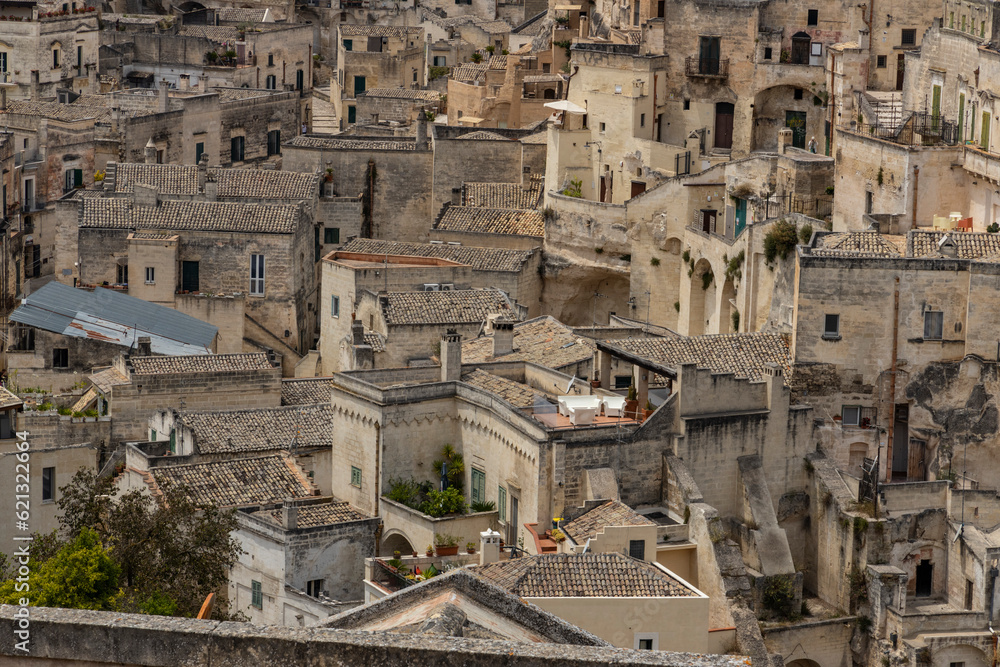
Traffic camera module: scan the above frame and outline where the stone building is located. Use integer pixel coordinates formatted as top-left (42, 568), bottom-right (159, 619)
top-left (431, 198), bottom-right (544, 250)
top-left (354, 88), bottom-right (442, 125)
top-left (447, 54), bottom-right (556, 129)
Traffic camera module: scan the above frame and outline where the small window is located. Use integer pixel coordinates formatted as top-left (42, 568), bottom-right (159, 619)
top-left (683, 98), bottom-right (690, 110)
top-left (324, 227), bottom-right (340, 244)
top-left (150, 429), bottom-right (157, 441)
top-left (807, 9), bottom-right (818, 25)
top-left (600, 122), bottom-right (606, 132)
top-left (763, 47), bottom-right (772, 60)
top-left (249, 254), bottom-right (264, 296)
top-left (64, 168), bottom-right (83, 192)
top-left (145, 267), bottom-right (155, 284)
top-left (169, 429), bottom-right (175, 454)
top-left (251, 580), bottom-right (263, 609)
top-left (471, 468), bottom-right (486, 504)
top-left (634, 634), bottom-right (658, 650)
top-left (307, 579), bottom-right (324, 597)
top-left (347, 106), bottom-right (356, 124)
top-left (876, 55), bottom-right (887, 68)
top-left (117, 263), bottom-right (128, 285)
top-left (629, 539), bottom-right (645, 559)
top-left (331, 295), bottom-right (340, 318)
top-left (230, 135), bottom-right (245, 162)
top-left (794, 88), bottom-right (804, 100)
top-left (52, 348), bottom-right (68, 368)
top-left (265, 75), bottom-right (276, 90)
top-left (498, 485), bottom-right (507, 522)
top-left (350, 465), bottom-right (362, 488)
top-left (614, 375), bottom-right (632, 389)
top-left (412, 69), bottom-right (417, 82)
top-left (823, 314), bottom-right (840, 339)
top-left (195, 142), bottom-right (205, 164)
top-left (343, 39), bottom-right (352, 51)
top-left (640, 113), bottom-right (645, 127)
top-left (53, 49), bottom-right (60, 69)
top-left (267, 53), bottom-right (274, 67)
top-left (950, 662), bottom-right (965, 667)
top-left (901, 28), bottom-right (916, 46)
top-left (267, 129), bottom-right (281, 156)
top-left (924, 311), bottom-right (943, 340)
top-left (42, 467), bottom-right (54, 502)
top-left (638, 639), bottom-right (654, 650)
top-left (842, 405), bottom-right (861, 426)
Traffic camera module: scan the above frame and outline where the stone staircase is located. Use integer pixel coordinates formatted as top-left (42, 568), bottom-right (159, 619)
top-left (310, 86), bottom-right (338, 134)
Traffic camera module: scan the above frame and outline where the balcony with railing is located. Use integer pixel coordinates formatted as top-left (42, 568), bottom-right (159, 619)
top-left (685, 56), bottom-right (728, 79)
top-left (963, 144), bottom-right (1000, 183)
top-left (850, 112), bottom-right (959, 147)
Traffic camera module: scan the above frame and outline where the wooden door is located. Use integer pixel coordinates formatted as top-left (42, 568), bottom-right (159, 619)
top-left (714, 102), bottom-right (734, 149)
top-left (630, 180), bottom-right (646, 198)
top-left (896, 54), bottom-right (905, 91)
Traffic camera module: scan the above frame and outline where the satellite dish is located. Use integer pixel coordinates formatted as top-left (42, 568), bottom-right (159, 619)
top-left (565, 376), bottom-right (577, 394)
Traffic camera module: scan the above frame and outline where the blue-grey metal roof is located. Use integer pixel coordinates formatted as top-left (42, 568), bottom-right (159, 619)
top-left (10, 283), bottom-right (217, 356)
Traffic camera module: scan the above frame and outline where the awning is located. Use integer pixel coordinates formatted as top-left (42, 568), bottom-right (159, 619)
top-left (543, 100), bottom-right (586, 114)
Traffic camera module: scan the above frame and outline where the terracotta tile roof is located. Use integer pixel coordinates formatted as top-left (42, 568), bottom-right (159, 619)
top-left (131, 353), bottom-right (273, 375)
top-left (80, 198), bottom-right (301, 234)
top-left (458, 130), bottom-right (513, 141)
top-left (213, 170), bottom-right (318, 200)
top-left (217, 7), bottom-right (268, 22)
top-left (910, 231), bottom-right (1000, 259)
top-left (178, 404), bottom-right (333, 454)
top-left (461, 369), bottom-right (553, 408)
top-left (0, 386), bottom-right (23, 410)
top-left (436, 206), bottom-right (544, 237)
top-left (478, 21), bottom-right (513, 34)
top-left (812, 232), bottom-right (904, 257)
top-left (463, 177), bottom-right (542, 209)
top-left (382, 289), bottom-right (518, 325)
top-left (338, 239), bottom-right (536, 273)
top-left (474, 552), bottom-right (698, 598)
top-left (341, 25), bottom-right (421, 37)
top-left (487, 55), bottom-right (509, 69)
top-left (361, 88), bottom-right (441, 101)
top-left (519, 130), bottom-right (548, 145)
top-left (179, 25), bottom-right (244, 42)
top-left (562, 500), bottom-right (656, 543)
top-left (364, 331), bottom-right (386, 352)
top-left (281, 378), bottom-right (333, 405)
top-left (451, 63), bottom-right (488, 83)
top-left (461, 316), bottom-right (594, 369)
top-left (258, 500), bottom-right (369, 528)
top-left (606, 333), bottom-right (791, 383)
top-left (287, 136), bottom-right (417, 151)
top-left (152, 454), bottom-right (316, 507)
top-left (88, 366), bottom-right (130, 394)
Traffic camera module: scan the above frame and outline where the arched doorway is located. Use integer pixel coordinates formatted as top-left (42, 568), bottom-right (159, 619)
top-left (931, 644), bottom-right (988, 667)
top-left (688, 258), bottom-right (716, 336)
top-left (751, 85), bottom-right (816, 151)
top-left (381, 531), bottom-right (415, 557)
top-left (790, 32), bottom-right (811, 64)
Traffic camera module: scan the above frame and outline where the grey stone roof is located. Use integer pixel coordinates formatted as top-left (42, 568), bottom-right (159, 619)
top-left (131, 353), bottom-right (273, 375)
top-left (287, 136), bottom-right (417, 151)
top-left (179, 404), bottom-right (333, 454)
top-left (111, 163), bottom-right (318, 200)
top-left (812, 232), bottom-right (904, 257)
top-left (341, 25), bottom-right (421, 37)
top-left (461, 369), bottom-right (552, 408)
top-left (217, 7), bottom-right (268, 22)
top-left (80, 198), bottom-right (301, 234)
top-left (381, 289), bottom-right (518, 326)
top-left (152, 454), bottom-right (316, 507)
top-left (476, 20), bottom-right (513, 34)
top-left (4, 97), bottom-right (117, 122)
top-left (281, 378), bottom-right (333, 405)
top-left (604, 333), bottom-right (791, 383)
top-left (361, 88), bottom-right (442, 101)
top-left (89, 366), bottom-right (130, 394)
top-left (463, 177), bottom-right (542, 209)
top-left (436, 206), bottom-right (544, 237)
top-left (461, 316), bottom-right (594, 369)
top-left (562, 500), bottom-right (656, 543)
top-left (474, 552), bottom-right (699, 598)
top-left (339, 239), bottom-right (536, 273)
top-left (458, 130), bottom-right (513, 141)
top-left (256, 500), bottom-right (369, 528)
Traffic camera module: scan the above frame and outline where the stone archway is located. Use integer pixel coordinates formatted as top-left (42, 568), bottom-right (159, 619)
top-left (931, 643), bottom-right (989, 667)
top-left (751, 85), bottom-right (822, 152)
top-left (688, 258), bottom-right (716, 336)
top-left (381, 530), bottom-right (415, 557)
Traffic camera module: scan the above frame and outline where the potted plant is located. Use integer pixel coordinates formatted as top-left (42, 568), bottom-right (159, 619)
top-left (550, 528), bottom-right (566, 542)
top-left (411, 550), bottom-right (418, 557)
top-left (466, 541), bottom-right (477, 554)
top-left (624, 383), bottom-right (639, 419)
top-left (643, 399), bottom-right (655, 421)
top-left (425, 544), bottom-right (434, 557)
top-left (434, 533), bottom-right (460, 557)
top-left (324, 167), bottom-right (333, 182)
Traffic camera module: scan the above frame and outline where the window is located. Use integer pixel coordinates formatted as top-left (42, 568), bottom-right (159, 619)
top-left (498, 485), bottom-right (506, 522)
top-left (962, 15), bottom-right (967, 31)
top-left (614, 375), bottom-right (632, 389)
top-left (794, 88), bottom-right (804, 100)
top-left (876, 55), bottom-right (887, 68)
top-left (296, 69), bottom-right (304, 91)
top-left (267, 129), bottom-right (281, 156)
top-left (343, 39), bottom-right (352, 51)
top-left (471, 468), bottom-right (486, 504)
top-left (634, 634), bottom-right (658, 650)
top-left (842, 405), bottom-right (861, 426)
top-left (433, 55), bottom-right (446, 67)
top-left (169, 429), bottom-right (176, 454)
top-left (195, 142), bottom-right (205, 164)
top-left (64, 168), bottom-right (83, 192)
top-left (950, 662), bottom-right (965, 667)
top-left (42, 467), bottom-right (54, 502)
top-left (307, 579), bottom-right (324, 597)
top-left (53, 48), bottom-right (60, 68)
top-left (347, 106), bottom-right (356, 124)
top-left (0, 411), bottom-right (12, 440)
top-left (807, 8), bottom-right (818, 25)
top-left (251, 580), bottom-right (263, 609)
top-left (267, 53), bottom-right (274, 67)
top-left (350, 466), bottom-right (362, 488)
top-left (412, 69), bottom-right (417, 82)
top-left (697, 36), bottom-right (721, 74)
top-left (901, 28), bottom-right (916, 46)
top-left (600, 122), bottom-right (606, 132)
top-left (640, 113), bottom-right (645, 127)
top-left (628, 539), bottom-right (645, 559)
top-left (950, 11), bottom-right (954, 28)
top-left (117, 263), bottom-right (128, 285)
top-left (150, 429), bottom-right (157, 441)
top-left (324, 227), bottom-right (340, 244)
top-left (265, 75), bottom-right (276, 90)
top-left (763, 47), bottom-right (772, 60)
top-left (638, 639), bottom-right (654, 650)
top-left (353, 75), bottom-right (366, 97)
top-left (331, 295), bottom-right (340, 318)
top-left (76, 45), bottom-right (82, 68)
top-left (250, 254), bottom-right (265, 296)
top-left (52, 348), bottom-right (68, 368)
top-left (683, 98), bottom-right (691, 110)
top-left (823, 314), bottom-right (840, 339)
top-left (0, 52), bottom-right (6, 73)
top-left (924, 311), bottom-right (943, 340)
top-left (542, 63), bottom-right (550, 73)
top-left (230, 135), bottom-right (245, 162)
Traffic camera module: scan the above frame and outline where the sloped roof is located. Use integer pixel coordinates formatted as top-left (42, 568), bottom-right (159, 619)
top-left (463, 177), bottom-right (542, 209)
top-left (281, 378), bottom-right (333, 405)
top-left (338, 239), bottom-right (536, 273)
top-left (0, 386), bottom-right (23, 410)
top-left (217, 7), bottom-right (268, 22)
top-left (80, 198), bottom-right (301, 234)
top-left (110, 163), bottom-right (318, 200)
top-left (152, 454), bottom-right (316, 507)
top-left (436, 207), bottom-right (544, 237)
top-left (562, 500), bottom-right (656, 543)
top-left (287, 136), bottom-right (418, 151)
top-left (88, 366), bottom-right (131, 394)
top-left (179, 404), bottom-right (333, 454)
top-left (131, 353), bottom-right (273, 375)
top-left (812, 232), bottom-right (904, 257)
top-left (461, 369), bottom-right (552, 408)
top-left (461, 316), bottom-right (594, 369)
top-left (10, 283), bottom-right (216, 356)
top-left (910, 230), bottom-right (1000, 259)
top-left (457, 130), bottom-right (513, 141)
top-left (256, 500), bottom-right (369, 528)
top-left (381, 289), bottom-right (518, 325)
top-left (341, 25), bottom-right (422, 37)
top-left (360, 88), bottom-right (442, 101)
top-left (474, 552), bottom-right (699, 598)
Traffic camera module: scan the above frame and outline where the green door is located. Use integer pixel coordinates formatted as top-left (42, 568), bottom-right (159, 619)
top-left (353, 75), bottom-right (365, 97)
top-left (735, 198), bottom-right (747, 237)
top-left (785, 111), bottom-right (807, 149)
top-left (932, 85), bottom-right (941, 130)
top-left (982, 111), bottom-right (991, 150)
top-left (958, 94), bottom-right (965, 141)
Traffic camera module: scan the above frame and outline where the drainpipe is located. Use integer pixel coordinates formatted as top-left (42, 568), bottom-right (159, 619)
top-left (885, 276), bottom-right (899, 483)
top-left (912, 165), bottom-right (919, 227)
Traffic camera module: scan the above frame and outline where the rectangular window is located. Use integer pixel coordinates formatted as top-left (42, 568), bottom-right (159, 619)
top-left (433, 56), bottom-right (446, 66)
top-left (307, 579), bottom-right (324, 597)
top-left (181, 261), bottom-right (199, 292)
top-left (763, 47), bottom-right (772, 60)
top-left (614, 375), bottom-right (632, 389)
top-left (0, 52), bottom-right (7, 73)
top-left (842, 405), bottom-right (861, 426)
top-left (350, 466), bottom-right (362, 488)
top-left (807, 8), bottom-right (818, 25)
top-left (267, 129), bottom-right (281, 156)
top-left (876, 55), bottom-right (887, 68)
top-left (347, 106), bottom-right (356, 124)
top-left (901, 28), bottom-right (916, 45)
top-left (353, 75), bottom-right (366, 97)
top-left (498, 485), bottom-right (507, 522)
top-left (640, 113), bottom-right (645, 127)
top-left (265, 75), bottom-right (276, 90)
top-left (52, 348), bottom-right (68, 368)
top-left (823, 314), bottom-right (840, 338)
top-left (950, 11), bottom-right (954, 28)
top-left (53, 49), bottom-right (59, 68)
top-left (324, 227), bottom-right (340, 244)
top-left (42, 467), bottom-right (54, 502)
top-left (296, 69), bottom-right (304, 91)
top-left (150, 429), bottom-right (157, 441)
top-left (195, 142), bottom-right (205, 164)
top-left (230, 135), bottom-right (245, 162)
top-left (471, 468), bottom-right (486, 504)
top-left (267, 53), bottom-right (274, 67)
top-left (251, 580), bottom-right (263, 609)
top-left (249, 254), bottom-right (264, 296)
top-left (76, 45), bottom-right (82, 68)
top-left (600, 122), bottom-right (606, 132)
top-left (117, 263), bottom-right (128, 285)
top-left (169, 429), bottom-right (176, 454)
top-left (628, 539), bottom-right (645, 560)
top-left (343, 39), bottom-right (352, 51)
top-left (331, 295), bottom-right (340, 318)
top-left (145, 267), bottom-right (155, 284)
top-left (794, 88), bottom-right (804, 100)
top-left (64, 168), bottom-right (83, 192)
top-left (638, 639), bottom-right (654, 650)
top-left (962, 15), bottom-right (967, 31)
top-left (924, 311), bottom-right (943, 340)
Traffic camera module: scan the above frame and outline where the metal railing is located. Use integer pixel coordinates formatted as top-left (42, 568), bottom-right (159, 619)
top-left (853, 113), bottom-right (959, 146)
top-left (684, 56), bottom-right (728, 78)
top-left (371, 559), bottom-right (416, 593)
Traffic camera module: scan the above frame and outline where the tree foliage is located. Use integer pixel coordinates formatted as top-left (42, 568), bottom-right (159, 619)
top-left (763, 219), bottom-right (799, 266)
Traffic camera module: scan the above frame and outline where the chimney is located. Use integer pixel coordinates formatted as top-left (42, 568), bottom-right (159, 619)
top-left (938, 234), bottom-right (958, 257)
top-left (763, 363), bottom-right (784, 411)
top-left (136, 336), bottom-right (152, 357)
top-left (352, 320), bottom-right (365, 345)
top-left (197, 154), bottom-right (208, 191)
top-left (777, 127), bottom-right (793, 154)
top-left (88, 63), bottom-right (97, 91)
top-left (451, 187), bottom-right (462, 206)
top-left (492, 320), bottom-right (514, 357)
top-left (178, 74), bottom-right (190, 92)
top-left (133, 183), bottom-right (159, 207)
top-left (144, 138), bottom-right (157, 164)
top-left (158, 79), bottom-right (169, 113)
top-left (204, 179), bottom-right (218, 201)
top-left (415, 114), bottom-right (428, 150)
top-left (282, 499), bottom-right (298, 530)
top-left (479, 528), bottom-right (501, 565)
top-left (440, 329), bottom-right (462, 382)
top-left (30, 70), bottom-right (39, 102)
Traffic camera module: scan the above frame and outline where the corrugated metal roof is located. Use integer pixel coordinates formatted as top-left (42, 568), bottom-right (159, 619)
top-left (11, 283), bottom-right (217, 355)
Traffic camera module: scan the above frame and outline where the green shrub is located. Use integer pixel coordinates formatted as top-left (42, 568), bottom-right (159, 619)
top-left (989, 223), bottom-right (1000, 233)
top-left (763, 219), bottom-right (799, 265)
top-left (57, 406), bottom-right (72, 416)
top-left (731, 309), bottom-right (740, 332)
top-left (798, 223), bottom-right (814, 245)
top-left (561, 177), bottom-right (583, 198)
top-left (428, 66), bottom-right (449, 81)
top-left (470, 500), bottom-right (496, 513)
top-left (650, 257), bottom-right (660, 266)
top-left (761, 575), bottom-right (797, 619)
top-left (433, 533), bottom-right (459, 547)
top-left (420, 487), bottom-right (467, 517)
